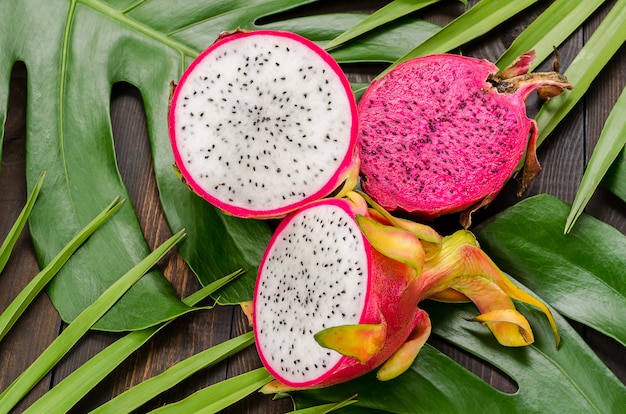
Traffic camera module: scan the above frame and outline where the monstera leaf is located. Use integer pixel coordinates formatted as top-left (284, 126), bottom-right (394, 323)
top-left (0, 0), bottom-right (438, 331)
top-left (475, 194), bottom-right (626, 347)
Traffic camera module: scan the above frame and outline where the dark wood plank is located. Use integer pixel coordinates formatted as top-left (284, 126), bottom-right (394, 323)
top-left (1, 1), bottom-right (624, 413)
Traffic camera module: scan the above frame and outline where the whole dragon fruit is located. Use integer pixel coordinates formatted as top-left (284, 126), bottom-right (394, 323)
top-left (169, 29), bottom-right (359, 218)
top-left (357, 52), bottom-right (572, 226)
top-left (253, 192), bottom-right (559, 390)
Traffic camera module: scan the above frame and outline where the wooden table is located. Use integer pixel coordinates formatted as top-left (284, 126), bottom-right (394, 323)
top-left (1, 1), bottom-right (624, 412)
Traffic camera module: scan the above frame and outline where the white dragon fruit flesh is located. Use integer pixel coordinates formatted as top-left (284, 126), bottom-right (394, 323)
top-left (356, 52), bottom-right (572, 226)
top-left (253, 193), bottom-right (429, 389)
top-left (252, 192), bottom-right (559, 391)
top-left (169, 29), bottom-right (359, 219)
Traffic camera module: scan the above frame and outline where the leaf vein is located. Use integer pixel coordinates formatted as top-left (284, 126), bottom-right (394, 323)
top-left (77, 0), bottom-right (199, 58)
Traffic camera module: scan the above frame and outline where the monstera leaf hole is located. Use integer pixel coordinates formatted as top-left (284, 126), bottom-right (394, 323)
top-left (1, 61), bottom-right (31, 256)
top-left (427, 334), bottom-right (519, 393)
top-left (3, 62), bottom-right (27, 151)
top-left (1, 61), bottom-right (31, 265)
top-left (109, 81), bottom-right (197, 298)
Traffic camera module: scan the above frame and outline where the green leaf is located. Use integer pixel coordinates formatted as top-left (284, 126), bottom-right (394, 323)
top-left (22, 270), bottom-right (243, 414)
top-left (147, 367), bottom-right (273, 414)
top-left (293, 299), bottom-right (626, 413)
top-left (603, 145), bottom-right (626, 203)
top-left (262, 13), bottom-right (441, 64)
top-left (495, 0), bottom-right (605, 70)
top-left (565, 85), bottom-right (626, 233)
top-left (0, 229), bottom-right (185, 413)
top-left (0, 195), bottom-right (123, 342)
top-left (0, 171), bottom-right (45, 274)
top-left (323, 0), bottom-right (442, 50)
top-left (26, 329), bottom-right (159, 414)
top-left (475, 194), bottom-right (626, 347)
top-left (90, 332), bottom-right (254, 413)
top-left (287, 394), bottom-right (357, 413)
top-left (181, 268), bottom-right (245, 307)
top-left (534, 0), bottom-right (626, 147)
top-left (377, 0), bottom-right (540, 78)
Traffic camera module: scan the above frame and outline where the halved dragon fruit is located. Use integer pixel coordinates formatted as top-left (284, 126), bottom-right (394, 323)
top-left (253, 192), bottom-right (559, 390)
top-left (254, 193), bottom-right (429, 389)
top-left (357, 52), bottom-right (572, 226)
top-left (169, 29), bottom-right (359, 218)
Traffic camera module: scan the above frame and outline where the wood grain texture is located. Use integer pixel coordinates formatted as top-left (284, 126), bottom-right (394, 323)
top-left (1, 1), bottom-right (624, 412)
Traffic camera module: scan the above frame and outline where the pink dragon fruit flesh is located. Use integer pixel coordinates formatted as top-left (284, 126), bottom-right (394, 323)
top-left (169, 29), bottom-right (359, 219)
top-left (357, 52), bottom-right (572, 226)
top-left (252, 192), bottom-right (559, 391)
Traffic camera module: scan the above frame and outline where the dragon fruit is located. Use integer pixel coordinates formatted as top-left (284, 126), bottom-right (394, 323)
top-left (356, 52), bottom-right (572, 226)
top-left (253, 192), bottom-right (429, 389)
top-left (169, 29), bottom-right (359, 218)
top-left (253, 192), bottom-right (559, 391)
top-left (168, 29), bottom-right (560, 389)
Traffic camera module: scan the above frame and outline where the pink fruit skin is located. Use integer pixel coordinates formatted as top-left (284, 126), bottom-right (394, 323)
top-left (168, 30), bottom-right (359, 219)
top-left (357, 54), bottom-right (533, 219)
top-left (253, 198), bottom-right (423, 388)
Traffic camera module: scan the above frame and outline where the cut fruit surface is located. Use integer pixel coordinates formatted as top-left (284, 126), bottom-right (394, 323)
top-left (169, 30), bottom-right (358, 218)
